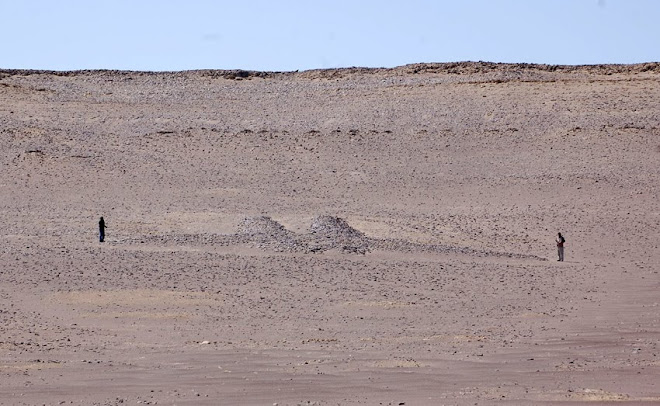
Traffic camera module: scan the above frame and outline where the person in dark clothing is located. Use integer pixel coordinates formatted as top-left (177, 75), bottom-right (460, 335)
top-left (99, 217), bottom-right (107, 242)
top-left (556, 232), bottom-right (565, 261)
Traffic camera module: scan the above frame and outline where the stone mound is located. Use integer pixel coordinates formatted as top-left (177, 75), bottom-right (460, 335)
top-left (237, 216), bottom-right (303, 252)
top-left (310, 215), bottom-right (364, 239)
top-left (238, 216), bottom-right (287, 235)
top-left (309, 215), bottom-right (369, 254)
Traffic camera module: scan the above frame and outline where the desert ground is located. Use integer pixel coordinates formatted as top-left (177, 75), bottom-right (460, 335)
top-left (1, 62), bottom-right (659, 405)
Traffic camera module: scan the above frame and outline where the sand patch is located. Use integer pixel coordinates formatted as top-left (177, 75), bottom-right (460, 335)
top-left (0, 361), bottom-right (64, 371)
top-left (517, 311), bottom-right (550, 318)
top-left (80, 311), bottom-right (194, 320)
top-left (50, 289), bottom-right (219, 307)
top-left (159, 211), bottom-right (240, 234)
top-left (534, 388), bottom-right (660, 402)
top-left (347, 217), bottom-right (439, 243)
top-left (373, 358), bottom-right (422, 368)
top-left (271, 214), bottom-right (313, 234)
top-left (344, 217), bottom-right (396, 239)
top-left (348, 216), bottom-right (482, 248)
top-left (451, 335), bottom-right (488, 343)
top-left (360, 334), bottom-right (489, 345)
top-left (569, 388), bottom-right (630, 401)
top-left (343, 300), bottom-right (414, 309)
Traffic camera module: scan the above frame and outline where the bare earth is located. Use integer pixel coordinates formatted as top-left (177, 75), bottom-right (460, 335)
top-left (1, 62), bottom-right (659, 405)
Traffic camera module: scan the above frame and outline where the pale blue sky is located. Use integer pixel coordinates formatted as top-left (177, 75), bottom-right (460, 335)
top-left (1, 0), bottom-right (658, 72)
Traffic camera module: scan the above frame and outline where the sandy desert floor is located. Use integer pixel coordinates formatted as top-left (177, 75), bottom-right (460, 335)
top-left (1, 62), bottom-right (660, 405)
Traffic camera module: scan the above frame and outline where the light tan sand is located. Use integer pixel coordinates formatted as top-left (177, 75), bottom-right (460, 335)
top-left (1, 63), bottom-right (659, 404)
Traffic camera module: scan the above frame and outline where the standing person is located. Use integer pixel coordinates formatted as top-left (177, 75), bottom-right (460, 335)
top-left (99, 217), bottom-right (107, 243)
top-left (556, 232), bottom-right (565, 261)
